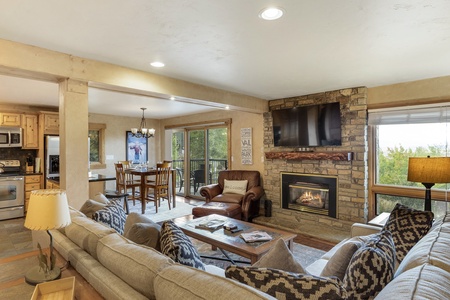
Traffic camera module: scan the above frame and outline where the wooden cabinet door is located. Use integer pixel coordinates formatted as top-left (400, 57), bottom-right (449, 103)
top-left (0, 113), bottom-right (21, 126)
top-left (43, 113), bottom-right (59, 134)
top-left (22, 114), bottom-right (39, 149)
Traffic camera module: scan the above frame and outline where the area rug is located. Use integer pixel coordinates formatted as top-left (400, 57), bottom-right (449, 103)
top-left (192, 238), bottom-right (325, 270)
top-left (126, 199), bottom-right (197, 223)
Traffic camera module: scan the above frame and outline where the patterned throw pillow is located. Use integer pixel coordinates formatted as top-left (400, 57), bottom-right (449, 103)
top-left (382, 203), bottom-right (434, 264)
top-left (225, 266), bottom-right (347, 300)
top-left (160, 221), bottom-right (205, 270)
top-left (92, 201), bottom-right (127, 235)
top-left (343, 230), bottom-right (396, 300)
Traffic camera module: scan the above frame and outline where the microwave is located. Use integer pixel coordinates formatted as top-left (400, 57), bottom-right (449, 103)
top-left (0, 127), bottom-right (22, 148)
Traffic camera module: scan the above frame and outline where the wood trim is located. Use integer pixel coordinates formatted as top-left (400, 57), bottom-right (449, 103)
top-left (264, 151), bottom-right (352, 161)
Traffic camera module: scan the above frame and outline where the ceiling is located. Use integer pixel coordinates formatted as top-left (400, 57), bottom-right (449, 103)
top-left (1, 1), bottom-right (450, 118)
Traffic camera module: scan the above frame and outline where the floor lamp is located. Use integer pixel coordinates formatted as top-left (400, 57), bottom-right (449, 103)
top-left (407, 156), bottom-right (450, 211)
top-left (24, 189), bottom-right (71, 285)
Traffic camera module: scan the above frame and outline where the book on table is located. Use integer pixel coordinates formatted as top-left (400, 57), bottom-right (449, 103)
top-left (240, 231), bottom-right (273, 243)
top-left (195, 219), bottom-right (225, 231)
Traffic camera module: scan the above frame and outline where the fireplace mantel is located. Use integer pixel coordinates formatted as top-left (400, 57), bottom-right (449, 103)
top-left (265, 151), bottom-right (353, 161)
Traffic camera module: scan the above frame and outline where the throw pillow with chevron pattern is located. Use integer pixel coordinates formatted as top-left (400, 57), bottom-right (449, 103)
top-left (382, 203), bottom-right (434, 264)
top-left (225, 266), bottom-right (348, 300)
top-left (160, 220), bottom-right (205, 270)
top-left (92, 201), bottom-right (127, 235)
top-left (343, 230), bottom-right (395, 300)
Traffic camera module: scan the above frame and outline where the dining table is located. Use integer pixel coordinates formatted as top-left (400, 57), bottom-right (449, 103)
top-left (125, 167), bottom-right (177, 214)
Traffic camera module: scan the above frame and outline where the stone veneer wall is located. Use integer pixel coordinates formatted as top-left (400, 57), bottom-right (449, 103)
top-left (256, 87), bottom-right (368, 242)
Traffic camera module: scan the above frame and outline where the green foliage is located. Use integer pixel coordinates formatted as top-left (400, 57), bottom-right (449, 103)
top-left (89, 130), bottom-right (100, 162)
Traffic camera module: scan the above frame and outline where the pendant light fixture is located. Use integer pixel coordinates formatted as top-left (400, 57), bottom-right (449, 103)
top-left (131, 108), bottom-right (155, 138)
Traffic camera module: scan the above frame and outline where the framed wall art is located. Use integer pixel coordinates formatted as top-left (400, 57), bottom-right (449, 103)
top-left (126, 131), bottom-right (148, 164)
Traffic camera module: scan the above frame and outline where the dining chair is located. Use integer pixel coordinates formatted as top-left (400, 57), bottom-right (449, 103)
top-left (115, 163), bottom-right (140, 206)
top-left (145, 162), bottom-right (171, 213)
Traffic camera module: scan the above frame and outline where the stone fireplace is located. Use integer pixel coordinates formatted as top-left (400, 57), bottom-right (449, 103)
top-left (256, 87), bottom-right (368, 242)
top-left (281, 172), bottom-right (337, 218)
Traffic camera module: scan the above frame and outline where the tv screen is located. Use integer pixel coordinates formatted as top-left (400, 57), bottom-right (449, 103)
top-left (272, 102), bottom-right (342, 147)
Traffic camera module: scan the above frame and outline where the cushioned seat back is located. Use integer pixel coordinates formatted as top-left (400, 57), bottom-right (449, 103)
top-left (218, 170), bottom-right (260, 191)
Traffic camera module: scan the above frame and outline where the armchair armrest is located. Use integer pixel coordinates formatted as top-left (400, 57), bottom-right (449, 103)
top-left (351, 223), bottom-right (382, 237)
top-left (199, 184), bottom-right (222, 202)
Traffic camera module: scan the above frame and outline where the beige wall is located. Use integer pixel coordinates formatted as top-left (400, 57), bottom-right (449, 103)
top-left (161, 109), bottom-right (266, 177)
top-left (368, 75), bottom-right (450, 108)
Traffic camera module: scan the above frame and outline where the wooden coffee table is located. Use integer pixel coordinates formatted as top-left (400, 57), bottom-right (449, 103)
top-left (174, 214), bottom-right (297, 264)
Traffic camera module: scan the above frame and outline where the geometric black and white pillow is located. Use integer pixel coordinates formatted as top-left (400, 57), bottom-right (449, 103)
top-left (160, 221), bottom-right (205, 270)
top-left (225, 266), bottom-right (348, 300)
top-left (92, 201), bottom-right (127, 235)
top-left (382, 203), bottom-right (434, 264)
top-left (343, 230), bottom-right (396, 300)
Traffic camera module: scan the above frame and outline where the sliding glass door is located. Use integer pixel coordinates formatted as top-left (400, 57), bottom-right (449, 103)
top-left (169, 122), bottom-right (229, 198)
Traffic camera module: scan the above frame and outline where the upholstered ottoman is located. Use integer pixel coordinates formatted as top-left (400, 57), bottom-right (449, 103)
top-left (192, 202), bottom-right (242, 220)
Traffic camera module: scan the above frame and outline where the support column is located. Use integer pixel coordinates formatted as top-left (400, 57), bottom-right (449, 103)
top-left (59, 79), bottom-right (89, 209)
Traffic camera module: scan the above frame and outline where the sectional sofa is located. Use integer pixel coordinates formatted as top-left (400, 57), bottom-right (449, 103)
top-left (51, 202), bottom-right (450, 300)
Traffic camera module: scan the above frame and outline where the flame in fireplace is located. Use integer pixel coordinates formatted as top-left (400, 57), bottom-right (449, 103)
top-left (297, 191), bottom-right (325, 208)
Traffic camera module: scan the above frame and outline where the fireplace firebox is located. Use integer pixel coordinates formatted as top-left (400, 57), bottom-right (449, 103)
top-left (281, 172), bottom-right (337, 218)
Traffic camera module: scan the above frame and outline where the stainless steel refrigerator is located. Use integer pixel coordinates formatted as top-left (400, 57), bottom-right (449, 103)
top-left (45, 135), bottom-right (59, 179)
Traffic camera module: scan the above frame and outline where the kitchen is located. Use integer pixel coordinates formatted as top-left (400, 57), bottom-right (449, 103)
top-left (0, 110), bottom-right (129, 221)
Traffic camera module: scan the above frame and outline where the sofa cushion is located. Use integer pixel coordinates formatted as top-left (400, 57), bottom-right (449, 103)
top-left (80, 199), bottom-right (107, 219)
top-left (65, 216), bottom-right (115, 260)
top-left (376, 264), bottom-right (450, 300)
top-left (395, 212), bottom-right (450, 276)
top-left (160, 220), bottom-right (205, 270)
top-left (343, 230), bottom-right (395, 300)
top-left (155, 265), bottom-right (275, 300)
top-left (92, 192), bottom-right (110, 204)
top-left (97, 233), bottom-right (175, 299)
top-left (253, 238), bottom-right (305, 273)
top-left (93, 201), bottom-right (127, 235)
top-left (382, 203), bottom-right (434, 264)
top-left (123, 212), bottom-right (158, 236)
top-left (125, 223), bottom-right (161, 251)
top-left (223, 179), bottom-right (248, 195)
top-left (321, 238), bottom-right (364, 280)
top-left (225, 266), bottom-right (347, 300)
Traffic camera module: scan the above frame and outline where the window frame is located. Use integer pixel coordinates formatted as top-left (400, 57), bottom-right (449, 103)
top-left (368, 107), bottom-right (450, 219)
top-left (88, 123), bottom-right (106, 169)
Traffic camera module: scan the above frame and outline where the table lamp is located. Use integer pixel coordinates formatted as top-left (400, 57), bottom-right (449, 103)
top-left (24, 189), bottom-right (71, 285)
top-left (407, 156), bottom-right (450, 211)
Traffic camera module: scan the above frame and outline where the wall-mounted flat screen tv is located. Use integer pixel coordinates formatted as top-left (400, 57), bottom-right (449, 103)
top-left (272, 102), bottom-right (342, 147)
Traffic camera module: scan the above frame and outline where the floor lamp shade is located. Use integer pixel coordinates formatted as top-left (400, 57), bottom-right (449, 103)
top-left (407, 157), bottom-right (450, 211)
top-left (23, 189), bottom-right (71, 285)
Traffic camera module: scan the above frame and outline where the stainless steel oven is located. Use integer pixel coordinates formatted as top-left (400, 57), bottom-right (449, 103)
top-left (0, 176), bottom-right (24, 220)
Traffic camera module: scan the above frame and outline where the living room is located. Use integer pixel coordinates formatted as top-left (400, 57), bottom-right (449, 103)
top-left (2, 2), bottom-right (450, 299)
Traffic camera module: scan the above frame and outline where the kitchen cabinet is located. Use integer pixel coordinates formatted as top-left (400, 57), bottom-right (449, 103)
top-left (0, 113), bottom-right (21, 126)
top-left (40, 112), bottom-right (59, 135)
top-left (25, 175), bottom-right (41, 213)
top-left (21, 114), bottom-right (39, 149)
top-left (46, 179), bottom-right (60, 189)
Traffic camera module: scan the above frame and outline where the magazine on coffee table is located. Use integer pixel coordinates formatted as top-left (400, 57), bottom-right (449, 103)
top-left (195, 219), bottom-right (225, 231)
top-left (240, 231), bottom-right (273, 243)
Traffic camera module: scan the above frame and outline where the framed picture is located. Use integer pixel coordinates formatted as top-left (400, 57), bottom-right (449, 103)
top-left (126, 131), bottom-right (148, 164)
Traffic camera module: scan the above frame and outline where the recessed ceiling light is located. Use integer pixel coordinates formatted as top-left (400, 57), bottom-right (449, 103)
top-left (225, 106), bottom-right (230, 110)
top-left (170, 96), bottom-right (175, 101)
top-left (259, 7), bottom-right (284, 20)
top-left (150, 61), bottom-right (165, 68)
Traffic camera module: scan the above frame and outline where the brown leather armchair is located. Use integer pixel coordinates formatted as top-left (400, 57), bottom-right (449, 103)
top-left (199, 170), bottom-right (265, 221)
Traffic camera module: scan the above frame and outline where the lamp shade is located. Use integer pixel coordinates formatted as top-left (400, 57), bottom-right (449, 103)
top-left (407, 157), bottom-right (450, 184)
top-left (24, 189), bottom-right (71, 230)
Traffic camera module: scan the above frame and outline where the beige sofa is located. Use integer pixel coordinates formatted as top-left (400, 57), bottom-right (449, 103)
top-left (306, 213), bottom-right (450, 299)
top-left (52, 206), bottom-right (450, 300)
top-left (51, 208), bottom-right (275, 300)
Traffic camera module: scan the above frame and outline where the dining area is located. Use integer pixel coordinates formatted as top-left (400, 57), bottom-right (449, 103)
top-left (113, 161), bottom-right (177, 214)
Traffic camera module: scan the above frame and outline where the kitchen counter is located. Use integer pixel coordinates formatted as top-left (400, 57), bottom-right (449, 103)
top-left (47, 174), bottom-right (116, 183)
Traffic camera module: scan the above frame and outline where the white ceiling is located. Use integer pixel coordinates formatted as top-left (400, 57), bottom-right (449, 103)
top-left (1, 1), bottom-right (450, 118)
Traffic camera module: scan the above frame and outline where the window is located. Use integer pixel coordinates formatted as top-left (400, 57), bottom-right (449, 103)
top-left (89, 123), bottom-right (106, 169)
top-left (369, 104), bottom-right (450, 219)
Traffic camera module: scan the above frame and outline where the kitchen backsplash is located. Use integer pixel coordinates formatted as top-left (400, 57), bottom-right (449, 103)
top-left (0, 148), bottom-right (38, 173)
